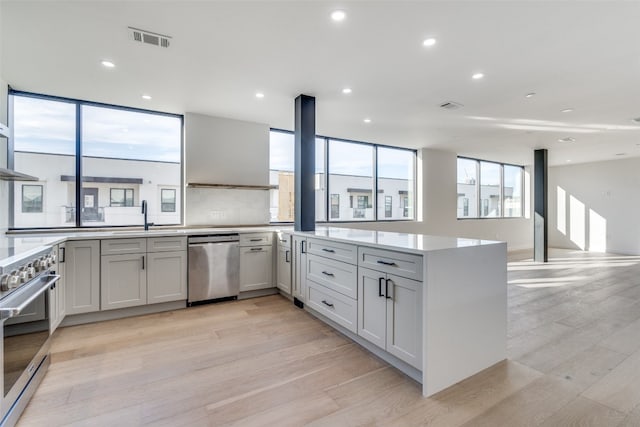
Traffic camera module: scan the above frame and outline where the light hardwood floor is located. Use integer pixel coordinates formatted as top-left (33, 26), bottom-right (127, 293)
top-left (16, 248), bottom-right (640, 426)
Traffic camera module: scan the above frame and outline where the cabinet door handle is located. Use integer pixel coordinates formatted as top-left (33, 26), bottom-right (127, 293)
top-left (321, 271), bottom-right (334, 277)
top-left (321, 300), bottom-right (334, 308)
top-left (301, 240), bottom-right (306, 254)
top-left (377, 260), bottom-right (397, 267)
top-left (285, 250), bottom-right (290, 263)
top-left (385, 278), bottom-right (392, 300)
top-left (378, 277), bottom-right (384, 297)
top-left (250, 247), bottom-right (263, 252)
top-left (321, 248), bottom-right (336, 253)
top-left (250, 238), bottom-right (263, 242)
top-left (59, 247), bottom-right (65, 263)
top-left (142, 255), bottom-right (145, 270)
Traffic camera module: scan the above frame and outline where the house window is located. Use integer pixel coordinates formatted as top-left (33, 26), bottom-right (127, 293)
top-left (161, 189), bottom-right (176, 212)
top-left (22, 185), bottom-right (43, 213)
top-left (463, 198), bottom-right (469, 216)
top-left (110, 188), bottom-right (134, 207)
top-left (400, 195), bottom-right (409, 218)
top-left (330, 194), bottom-right (340, 219)
top-left (385, 196), bottom-right (392, 218)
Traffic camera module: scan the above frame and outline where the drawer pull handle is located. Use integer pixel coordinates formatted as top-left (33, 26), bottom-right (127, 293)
top-left (250, 247), bottom-right (263, 252)
top-left (385, 278), bottom-right (392, 300)
top-left (322, 248), bottom-right (336, 253)
top-left (285, 250), bottom-right (290, 263)
top-left (321, 300), bottom-right (334, 308)
top-left (250, 238), bottom-right (263, 242)
top-left (321, 271), bottom-right (334, 277)
top-left (377, 260), bottom-right (397, 267)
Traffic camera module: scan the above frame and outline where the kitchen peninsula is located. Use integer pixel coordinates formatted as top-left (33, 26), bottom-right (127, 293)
top-left (0, 226), bottom-right (506, 401)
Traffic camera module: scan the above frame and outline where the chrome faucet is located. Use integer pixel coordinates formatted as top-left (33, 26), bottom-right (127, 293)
top-left (141, 200), bottom-right (154, 231)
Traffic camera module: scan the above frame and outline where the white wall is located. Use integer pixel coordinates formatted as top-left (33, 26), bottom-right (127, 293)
top-left (340, 148), bottom-right (534, 252)
top-left (184, 113), bottom-right (270, 226)
top-left (549, 157), bottom-right (640, 255)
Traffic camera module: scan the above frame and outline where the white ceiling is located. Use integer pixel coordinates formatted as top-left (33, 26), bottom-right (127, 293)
top-left (2, 1), bottom-right (640, 167)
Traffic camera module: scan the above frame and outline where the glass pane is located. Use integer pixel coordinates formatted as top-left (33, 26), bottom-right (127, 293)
top-left (504, 165), bottom-right (523, 217)
top-left (480, 162), bottom-right (501, 218)
top-left (269, 131), bottom-right (294, 222)
top-left (315, 137), bottom-right (326, 222)
top-left (13, 95), bottom-right (76, 227)
top-left (110, 188), bottom-right (125, 207)
top-left (161, 189), bottom-right (176, 212)
top-left (81, 105), bottom-right (181, 226)
top-left (22, 185), bottom-right (43, 213)
top-left (457, 158), bottom-right (478, 218)
top-left (328, 140), bottom-right (374, 221)
top-left (377, 147), bottom-right (415, 220)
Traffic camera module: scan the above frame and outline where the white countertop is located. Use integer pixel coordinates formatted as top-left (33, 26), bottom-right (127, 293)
top-left (294, 227), bottom-right (503, 255)
top-left (0, 224), bottom-right (502, 268)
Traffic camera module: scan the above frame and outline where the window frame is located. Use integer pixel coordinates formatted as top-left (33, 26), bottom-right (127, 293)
top-left (8, 90), bottom-right (184, 230)
top-left (269, 128), bottom-right (417, 224)
top-left (456, 156), bottom-right (525, 220)
top-left (21, 184), bottom-right (43, 213)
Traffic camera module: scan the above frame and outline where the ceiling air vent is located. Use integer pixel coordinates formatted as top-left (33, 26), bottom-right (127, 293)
top-left (128, 27), bottom-right (171, 48)
top-left (440, 101), bottom-right (463, 110)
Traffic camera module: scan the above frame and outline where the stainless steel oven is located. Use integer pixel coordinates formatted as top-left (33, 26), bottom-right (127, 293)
top-left (0, 248), bottom-right (59, 427)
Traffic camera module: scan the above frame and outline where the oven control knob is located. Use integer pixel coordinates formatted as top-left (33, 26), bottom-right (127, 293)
top-left (18, 270), bottom-right (28, 283)
top-left (34, 259), bottom-right (43, 272)
top-left (0, 275), bottom-right (10, 292)
top-left (8, 273), bottom-right (20, 289)
top-left (26, 266), bottom-right (36, 279)
top-left (51, 252), bottom-right (57, 263)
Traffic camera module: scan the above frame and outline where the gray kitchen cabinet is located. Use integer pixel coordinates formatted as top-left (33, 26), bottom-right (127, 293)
top-left (65, 240), bottom-right (100, 315)
top-left (358, 266), bottom-right (422, 369)
top-left (147, 250), bottom-right (187, 304)
top-left (239, 245), bottom-right (273, 292)
top-left (276, 233), bottom-right (291, 295)
top-left (102, 237), bottom-right (187, 310)
top-left (291, 235), bottom-right (307, 303)
top-left (101, 253), bottom-right (147, 310)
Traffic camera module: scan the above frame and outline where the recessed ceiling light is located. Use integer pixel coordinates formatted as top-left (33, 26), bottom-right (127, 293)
top-left (141, 94), bottom-right (152, 100)
top-left (342, 88), bottom-right (352, 94)
top-left (423, 38), bottom-right (437, 47)
top-left (364, 118), bottom-right (371, 123)
top-left (561, 108), bottom-right (574, 113)
top-left (558, 137), bottom-right (576, 143)
top-left (255, 92), bottom-right (265, 99)
top-left (525, 93), bottom-right (536, 98)
top-left (101, 60), bottom-right (115, 68)
top-left (472, 73), bottom-right (484, 80)
top-left (331, 10), bottom-right (346, 21)
top-left (566, 159), bottom-right (572, 163)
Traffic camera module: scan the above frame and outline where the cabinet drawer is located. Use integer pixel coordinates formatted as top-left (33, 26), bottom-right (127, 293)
top-left (277, 232), bottom-right (291, 249)
top-left (306, 253), bottom-right (357, 299)
top-left (307, 238), bottom-right (357, 265)
top-left (307, 281), bottom-right (357, 334)
top-left (358, 246), bottom-right (423, 281)
top-left (240, 232), bottom-right (273, 247)
top-left (147, 236), bottom-right (187, 252)
top-left (101, 238), bottom-right (146, 255)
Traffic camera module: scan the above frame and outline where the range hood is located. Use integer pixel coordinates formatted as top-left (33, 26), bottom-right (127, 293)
top-left (0, 123), bottom-right (39, 181)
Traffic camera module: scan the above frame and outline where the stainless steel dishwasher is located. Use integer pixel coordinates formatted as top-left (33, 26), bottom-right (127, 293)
top-left (188, 234), bottom-right (240, 305)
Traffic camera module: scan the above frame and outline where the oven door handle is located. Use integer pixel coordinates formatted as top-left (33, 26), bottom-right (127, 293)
top-left (0, 274), bottom-right (60, 320)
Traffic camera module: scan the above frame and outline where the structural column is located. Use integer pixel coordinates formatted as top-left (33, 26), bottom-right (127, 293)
top-left (294, 94), bottom-right (315, 231)
top-left (534, 149), bottom-right (548, 262)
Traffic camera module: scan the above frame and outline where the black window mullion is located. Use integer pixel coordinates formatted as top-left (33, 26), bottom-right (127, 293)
top-left (373, 146), bottom-right (378, 221)
top-left (75, 103), bottom-right (82, 227)
top-left (324, 137), bottom-right (329, 222)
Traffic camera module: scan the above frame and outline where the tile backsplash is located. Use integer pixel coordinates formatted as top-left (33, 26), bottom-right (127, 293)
top-left (185, 187), bottom-right (270, 226)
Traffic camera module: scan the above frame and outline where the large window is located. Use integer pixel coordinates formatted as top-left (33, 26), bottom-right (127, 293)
top-left (457, 157), bottom-right (524, 219)
top-left (269, 130), bottom-right (416, 223)
top-left (10, 91), bottom-right (182, 229)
